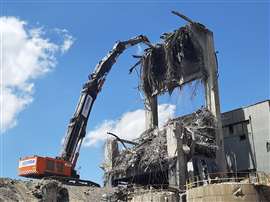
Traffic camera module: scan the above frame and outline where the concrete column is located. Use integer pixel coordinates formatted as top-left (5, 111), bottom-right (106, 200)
top-left (203, 30), bottom-right (227, 173)
top-left (145, 95), bottom-right (158, 130)
top-left (176, 124), bottom-right (188, 190)
top-left (188, 23), bottom-right (227, 172)
top-left (104, 138), bottom-right (119, 171)
top-left (103, 138), bottom-right (119, 187)
top-left (166, 123), bottom-right (187, 190)
top-left (166, 123), bottom-right (179, 186)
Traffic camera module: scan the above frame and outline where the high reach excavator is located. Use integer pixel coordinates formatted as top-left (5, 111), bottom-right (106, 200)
top-left (18, 35), bottom-right (150, 186)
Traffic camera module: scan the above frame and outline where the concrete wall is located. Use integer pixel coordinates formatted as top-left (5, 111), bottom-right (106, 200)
top-left (222, 100), bottom-right (270, 173)
top-left (187, 183), bottom-right (268, 202)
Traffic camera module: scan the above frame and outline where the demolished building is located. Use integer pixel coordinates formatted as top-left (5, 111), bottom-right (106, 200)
top-left (102, 12), bottom-right (226, 191)
top-left (0, 11), bottom-right (269, 202)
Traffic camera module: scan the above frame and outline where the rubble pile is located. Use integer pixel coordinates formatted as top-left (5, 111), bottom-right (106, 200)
top-left (140, 23), bottom-right (206, 96)
top-left (112, 108), bottom-right (217, 174)
top-left (113, 128), bottom-right (167, 173)
top-left (0, 178), bottom-right (117, 202)
top-left (171, 107), bottom-right (217, 158)
top-left (0, 178), bottom-right (67, 202)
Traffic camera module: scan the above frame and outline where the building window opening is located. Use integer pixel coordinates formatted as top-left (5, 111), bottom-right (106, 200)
top-left (267, 141), bottom-right (270, 152)
top-left (239, 134), bottom-right (246, 141)
top-left (229, 125), bottom-right (234, 134)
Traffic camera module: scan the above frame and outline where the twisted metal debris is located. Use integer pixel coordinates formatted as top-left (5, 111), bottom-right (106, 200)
top-left (113, 128), bottom-right (167, 173)
top-left (111, 108), bottom-right (217, 174)
top-left (170, 107), bottom-right (217, 158)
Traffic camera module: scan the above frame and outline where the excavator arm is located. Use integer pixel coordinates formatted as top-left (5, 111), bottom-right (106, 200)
top-left (59, 35), bottom-right (150, 171)
top-left (18, 35), bottom-right (150, 182)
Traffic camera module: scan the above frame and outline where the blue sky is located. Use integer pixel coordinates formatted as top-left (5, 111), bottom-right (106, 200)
top-left (0, 1), bottom-right (269, 185)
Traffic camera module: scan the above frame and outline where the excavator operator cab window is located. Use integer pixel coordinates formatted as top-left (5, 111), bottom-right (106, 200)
top-left (46, 160), bottom-right (55, 171)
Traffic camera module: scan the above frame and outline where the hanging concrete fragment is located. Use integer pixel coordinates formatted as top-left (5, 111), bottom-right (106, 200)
top-left (140, 23), bottom-right (207, 96)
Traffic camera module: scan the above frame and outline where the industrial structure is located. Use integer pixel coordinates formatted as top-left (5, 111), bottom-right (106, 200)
top-left (223, 100), bottom-right (270, 174)
top-left (101, 12), bottom-right (270, 202)
top-left (102, 11), bottom-right (225, 190)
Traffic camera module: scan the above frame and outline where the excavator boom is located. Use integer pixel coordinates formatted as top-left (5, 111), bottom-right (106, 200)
top-left (60, 35), bottom-right (149, 167)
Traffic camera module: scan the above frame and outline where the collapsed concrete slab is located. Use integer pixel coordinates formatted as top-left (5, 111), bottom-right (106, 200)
top-left (103, 108), bottom-right (218, 190)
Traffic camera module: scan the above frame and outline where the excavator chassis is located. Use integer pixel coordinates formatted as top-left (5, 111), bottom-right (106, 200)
top-left (18, 156), bottom-right (100, 187)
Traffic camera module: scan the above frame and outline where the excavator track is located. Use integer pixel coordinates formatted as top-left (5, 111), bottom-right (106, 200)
top-left (43, 176), bottom-right (100, 187)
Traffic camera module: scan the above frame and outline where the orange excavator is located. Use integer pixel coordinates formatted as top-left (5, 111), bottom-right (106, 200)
top-left (18, 35), bottom-right (150, 186)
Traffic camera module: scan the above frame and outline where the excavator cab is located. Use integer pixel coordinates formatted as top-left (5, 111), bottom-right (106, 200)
top-left (18, 156), bottom-right (72, 178)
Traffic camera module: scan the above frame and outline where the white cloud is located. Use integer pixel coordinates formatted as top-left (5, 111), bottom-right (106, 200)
top-left (61, 35), bottom-right (73, 53)
top-left (54, 28), bottom-right (75, 53)
top-left (83, 104), bottom-right (176, 147)
top-left (0, 16), bottom-right (74, 133)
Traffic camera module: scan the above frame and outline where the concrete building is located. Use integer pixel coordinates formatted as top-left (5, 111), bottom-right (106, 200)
top-left (222, 100), bottom-right (270, 174)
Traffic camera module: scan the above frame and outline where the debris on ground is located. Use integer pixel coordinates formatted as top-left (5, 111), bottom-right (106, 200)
top-left (0, 178), bottom-right (65, 202)
top-left (0, 178), bottom-right (116, 202)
